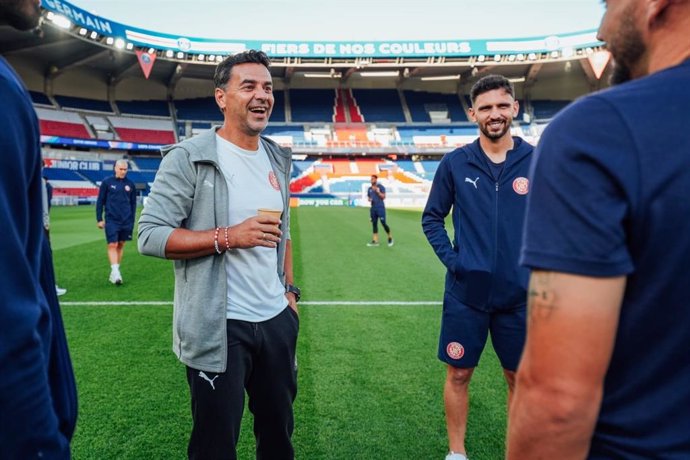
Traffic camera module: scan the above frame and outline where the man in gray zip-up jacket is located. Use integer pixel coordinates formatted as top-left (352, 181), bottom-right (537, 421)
top-left (138, 50), bottom-right (299, 460)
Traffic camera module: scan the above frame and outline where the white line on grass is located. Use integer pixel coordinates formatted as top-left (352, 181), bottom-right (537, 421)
top-left (61, 300), bottom-right (441, 307)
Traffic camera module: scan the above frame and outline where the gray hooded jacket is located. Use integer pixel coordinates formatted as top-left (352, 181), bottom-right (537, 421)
top-left (138, 128), bottom-right (292, 372)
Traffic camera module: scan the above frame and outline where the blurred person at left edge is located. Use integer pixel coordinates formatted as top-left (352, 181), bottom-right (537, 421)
top-left (0, 0), bottom-right (78, 458)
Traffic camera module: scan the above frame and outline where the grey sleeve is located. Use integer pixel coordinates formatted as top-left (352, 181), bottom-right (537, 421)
top-left (137, 148), bottom-right (197, 258)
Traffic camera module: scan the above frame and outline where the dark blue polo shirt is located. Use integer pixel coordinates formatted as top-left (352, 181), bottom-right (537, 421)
top-left (521, 59), bottom-right (690, 458)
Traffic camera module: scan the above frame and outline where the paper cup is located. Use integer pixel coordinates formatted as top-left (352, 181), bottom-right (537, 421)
top-left (257, 208), bottom-right (282, 220)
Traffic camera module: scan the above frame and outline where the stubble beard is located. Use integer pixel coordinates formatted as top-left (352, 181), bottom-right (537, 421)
top-left (608, 8), bottom-right (647, 85)
top-left (2, 0), bottom-right (41, 31)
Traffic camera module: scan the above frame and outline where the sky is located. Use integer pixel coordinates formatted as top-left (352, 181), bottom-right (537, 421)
top-left (66, 0), bottom-right (606, 42)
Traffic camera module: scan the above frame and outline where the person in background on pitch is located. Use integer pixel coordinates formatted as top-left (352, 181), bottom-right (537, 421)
top-left (96, 159), bottom-right (137, 285)
top-left (42, 162), bottom-right (67, 296)
top-left (138, 50), bottom-right (300, 460)
top-left (508, 0), bottom-right (690, 458)
top-left (366, 174), bottom-right (394, 246)
top-left (422, 74), bottom-right (534, 460)
top-left (0, 0), bottom-right (78, 457)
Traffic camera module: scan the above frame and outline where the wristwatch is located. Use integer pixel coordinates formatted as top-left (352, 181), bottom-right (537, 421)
top-left (286, 284), bottom-right (301, 302)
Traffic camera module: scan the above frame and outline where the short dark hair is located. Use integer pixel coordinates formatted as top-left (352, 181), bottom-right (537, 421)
top-left (213, 50), bottom-right (271, 89)
top-left (371, 174), bottom-right (378, 179)
top-left (470, 74), bottom-right (515, 105)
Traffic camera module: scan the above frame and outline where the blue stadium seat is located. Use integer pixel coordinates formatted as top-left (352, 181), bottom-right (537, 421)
top-left (30, 91), bottom-right (51, 106)
top-left (118, 100), bottom-right (170, 117)
top-left (55, 95), bottom-right (112, 112)
top-left (290, 89), bottom-right (335, 122)
top-left (352, 89), bottom-right (406, 122)
top-left (175, 98), bottom-right (224, 122)
top-left (404, 91), bottom-right (467, 122)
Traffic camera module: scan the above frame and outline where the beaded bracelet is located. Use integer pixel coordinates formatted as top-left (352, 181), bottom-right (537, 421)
top-left (223, 226), bottom-right (230, 252)
top-left (213, 227), bottom-right (222, 254)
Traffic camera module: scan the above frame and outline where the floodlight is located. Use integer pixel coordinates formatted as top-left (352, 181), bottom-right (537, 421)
top-left (561, 47), bottom-right (575, 58)
top-left (527, 53), bottom-right (537, 60)
top-left (106, 37), bottom-right (114, 45)
top-left (550, 50), bottom-right (560, 58)
top-left (89, 31), bottom-right (98, 39)
top-left (165, 50), bottom-right (174, 58)
top-left (148, 48), bottom-right (156, 54)
top-left (420, 75), bottom-right (460, 81)
top-left (493, 54), bottom-right (501, 62)
top-left (477, 55), bottom-right (485, 62)
top-left (125, 42), bottom-right (134, 50)
top-left (114, 39), bottom-right (125, 49)
top-left (359, 71), bottom-right (399, 77)
top-left (176, 51), bottom-right (184, 59)
top-left (516, 54), bottom-right (525, 61)
top-left (198, 54), bottom-right (205, 61)
top-left (78, 28), bottom-right (87, 36)
top-left (51, 14), bottom-right (71, 29)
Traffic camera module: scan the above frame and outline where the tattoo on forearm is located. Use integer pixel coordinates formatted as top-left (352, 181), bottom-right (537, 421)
top-left (528, 272), bottom-right (557, 320)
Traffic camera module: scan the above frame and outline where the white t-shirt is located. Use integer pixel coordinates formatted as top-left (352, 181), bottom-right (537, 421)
top-left (216, 135), bottom-right (286, 321)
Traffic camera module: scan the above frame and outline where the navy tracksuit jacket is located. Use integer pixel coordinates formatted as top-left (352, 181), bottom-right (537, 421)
top-left (422, 137), bottom-right (534, 312)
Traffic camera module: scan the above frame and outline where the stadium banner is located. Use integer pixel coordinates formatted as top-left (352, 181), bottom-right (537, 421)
top-left (41, 135), bottom-right (164, 151)
top-left (44, 158), bottom-right (101, 171)
top-left (41, 0), bottom-right (601, 58)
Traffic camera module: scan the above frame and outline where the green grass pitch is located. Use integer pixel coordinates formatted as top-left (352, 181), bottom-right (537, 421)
top-left (49, 205), bottom-right (509, 459)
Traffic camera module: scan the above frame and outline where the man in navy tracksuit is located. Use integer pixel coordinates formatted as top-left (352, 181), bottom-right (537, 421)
top-left (1, 1), bottom-right (78, 457)
top-left (366, 174), bottom-right (394, 247)
top-left (96, 159), bottom-right (137, 285)
top-left (422, 75), bottom-right (533, 460)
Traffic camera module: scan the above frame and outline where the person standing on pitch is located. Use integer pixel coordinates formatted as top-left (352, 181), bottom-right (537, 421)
top-left (96, 159), bottom-right (137, 285)
top-left (0, 1), bottom-right (78, 457)
top-left (138, 50), bottom-right (300, 460)
top-left (366, 174), bottom-right (393, 246)
top-left (422, 74), bottom-right (533, 460)
top-left (508, 0), bottom-right (690, 458)
top-left (42, 165), bottom-right (67, 296)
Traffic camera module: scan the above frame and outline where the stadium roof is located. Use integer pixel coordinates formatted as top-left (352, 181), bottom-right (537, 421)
top-left (0, 0), bottom-right (611, 100)
top-left (66, 0), bottom-right (605, 42)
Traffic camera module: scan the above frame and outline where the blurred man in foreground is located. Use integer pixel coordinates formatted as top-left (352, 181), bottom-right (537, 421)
top-left (508, 0), bottom-right (690, 457)
top-left (0, 0), bottom-right (78, 457)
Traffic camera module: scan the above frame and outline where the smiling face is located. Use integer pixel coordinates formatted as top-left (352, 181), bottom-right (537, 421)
top-left (0, 0), bottom-right (42, 30)
top-left (469, 88), bottom-right (518, 141)
top-left (215, 62), bottom-right (274, 139)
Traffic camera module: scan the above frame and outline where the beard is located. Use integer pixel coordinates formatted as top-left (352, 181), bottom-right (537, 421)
top-left (479, 119), bottom-right (511, 140)
top-left (608, 7), bottom-right (647, 85)
top-left (1, 0), bottom-right (41, 31)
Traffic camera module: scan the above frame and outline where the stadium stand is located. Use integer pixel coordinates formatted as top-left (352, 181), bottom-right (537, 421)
top-left (117, 99), bottom-right (171, 117)
top-left (29, 90), bottom-right (52, 106)
top-left (176, 97), bottom-right (224, 122)
top-left (404, 90), bottom-right (468, 122)
top-left (531, 100), bottom-right (571, 121)
top-left (109, 116), bottom-right (176, 144)
top-left (36, 107), bottom-right (92, 139)
top-left (54, 95), bottom-right (112, 113)
top-left (290, 89), bottom-right (336, 122)
top-left (352, 89), bottom-right (406, 122)
top-left (132, 157), bottom-right (162, 170)
top-left (271, 90), bottom-right (286, 122)
top-left (43, 167), bottom-right (99, 198)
